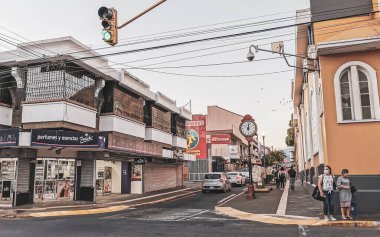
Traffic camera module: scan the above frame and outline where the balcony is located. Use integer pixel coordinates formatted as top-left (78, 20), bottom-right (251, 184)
top-left (162, 148), bottom-right (173, 159)
top-left (0, 105), bottom-right (12, 126)
top-left (145, 127), bottom-right (173, 145)
top-left (172, 136), bottom-right (187, 149)
top-left (22, 101), bottom-right (97, 129)
top-left (99, 115), bottom-right (145, 139)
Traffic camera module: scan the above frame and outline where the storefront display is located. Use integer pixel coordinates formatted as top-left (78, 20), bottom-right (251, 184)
top-left (0, 158), bottom-right (17, 201)
top-left (34, 158), bottom-right (75, 201)
top-left (95, 164), bottom-right (115, 195)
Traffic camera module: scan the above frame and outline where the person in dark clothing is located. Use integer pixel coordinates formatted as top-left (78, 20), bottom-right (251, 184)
top-left (278, 167), bottom-right (286, 190)
top-left (288, 166), bottom-right (297, 191)
top-left (273, 167), bottom-right (280, 189)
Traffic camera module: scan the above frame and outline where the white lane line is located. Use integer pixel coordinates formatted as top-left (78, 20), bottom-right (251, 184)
top-left (298, 225), bottom-right (311, 237)
top-left (276, 180), bottom-right (289, 216)
top-left (177, 210), bottom-right (209, 221)
top-left (217, 194), bottom-right (236, 205)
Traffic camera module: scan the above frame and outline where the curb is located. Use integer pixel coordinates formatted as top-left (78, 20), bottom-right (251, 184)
top-left (0, 190), bottom-right (200, 219)
top-left (215, 206), bottom-right (380, 228)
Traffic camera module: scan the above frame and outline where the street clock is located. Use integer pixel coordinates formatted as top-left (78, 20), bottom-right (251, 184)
top-left (239, 115), bottom-right (257, 142)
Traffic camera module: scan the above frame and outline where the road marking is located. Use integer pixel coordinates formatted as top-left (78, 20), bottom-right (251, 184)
top-left (216, 191), bottom-right (245, 207)
top-left (176, 210), bottom-right (209, 221)
top-left (276, 180), bottom-right (289, 215)
top-left (14, 188), bottom-right (195, 212)
top-left (298, 225), bottom-right (312, 237)
top-left (217, 194), bottom-right (236, 205)
top-left (27, 190), bottom-right (200, 218)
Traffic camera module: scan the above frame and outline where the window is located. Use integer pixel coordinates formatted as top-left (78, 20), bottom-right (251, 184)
top-left (334, 61), bottom-right (380, 122)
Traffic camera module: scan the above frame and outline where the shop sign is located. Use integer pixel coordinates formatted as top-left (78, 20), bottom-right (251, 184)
top-left (0, 128), bottom-right (19, 147)
top-left (211, 134), bottom-right (231, 144)
top-left (185, 115), bottom-right (207, 159)
top-left (228, 145), bottom-right (239, 159)
top-left (31, 129), bottom-right (102, 148)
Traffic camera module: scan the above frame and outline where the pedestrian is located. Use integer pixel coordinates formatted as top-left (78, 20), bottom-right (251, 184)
top-left (278, 167), bottom-right (286, 190)
top-left (273, 167), bottom-right (280, 189)
top-left (318, 165), bottom-right (336, 221)
top-left (288, 166), bottom-right (296, 191)
top-left (337, 169), bottom-right (353, 220)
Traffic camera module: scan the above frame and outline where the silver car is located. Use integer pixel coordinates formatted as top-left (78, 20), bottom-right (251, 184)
top-left (227, 172), bottom-right (246, 186)
top-left (202, 172), bottom-right (231, 193)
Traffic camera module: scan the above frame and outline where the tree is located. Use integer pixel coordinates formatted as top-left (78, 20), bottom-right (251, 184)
top-left (285, 119), bottom-right (294, 147)
top-left (264, 150), bottom-right (285, 167)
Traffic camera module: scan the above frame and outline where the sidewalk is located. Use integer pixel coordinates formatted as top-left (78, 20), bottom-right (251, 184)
top-left (216, 180), bottom-right (380, 227)
top-left (0, 187), bottom-right (200, 218)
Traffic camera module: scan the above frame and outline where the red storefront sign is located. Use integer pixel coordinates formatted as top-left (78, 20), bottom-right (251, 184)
top-left (210, 134), bottom-right (231, 144)
top-left (186, 115), bottom-right (207, 159)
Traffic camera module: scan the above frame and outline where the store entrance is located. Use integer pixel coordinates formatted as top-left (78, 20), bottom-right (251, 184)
top-left (0, 158), bottom-right (17, 205)
top-left (34, 158), bottom-right (76, 201)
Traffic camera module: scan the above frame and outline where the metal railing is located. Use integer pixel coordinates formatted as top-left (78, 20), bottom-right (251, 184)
top-left (189, 173), bottom-right (207, 181)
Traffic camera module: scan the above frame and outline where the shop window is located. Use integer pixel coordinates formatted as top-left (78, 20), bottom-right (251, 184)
top-left (0, 158), bottom-right (17, 201)
top-left (34, 158), bottom-right (75, 201)
top-left (334, 61), bottom-right (380, 122)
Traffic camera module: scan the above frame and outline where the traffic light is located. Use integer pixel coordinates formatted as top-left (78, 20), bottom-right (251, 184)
top-left (98, 7), bottom-right (118, 46)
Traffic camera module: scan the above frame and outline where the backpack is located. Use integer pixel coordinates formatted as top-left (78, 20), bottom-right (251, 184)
top-left (312, 186), bottom-right (324, 201)
top-left (279, 172), bottom-right (285, 179)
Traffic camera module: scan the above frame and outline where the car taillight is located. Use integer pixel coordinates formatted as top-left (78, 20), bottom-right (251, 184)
top-left (219, 179), bottom-right (223, 182)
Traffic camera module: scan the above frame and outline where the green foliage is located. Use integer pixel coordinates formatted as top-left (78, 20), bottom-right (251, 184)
top-left (264, 150), bottom-right (285, 167)
top-left (264, 174), bottom-right (274, 184)
top-left (285, 119), bottom-right (294, 147)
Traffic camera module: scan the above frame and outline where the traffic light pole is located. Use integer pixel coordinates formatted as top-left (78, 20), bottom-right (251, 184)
top-left (118, 0), bottom-right (167, 29)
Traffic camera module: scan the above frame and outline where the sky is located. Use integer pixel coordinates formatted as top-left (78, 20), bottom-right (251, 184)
top-left (0, 0), bottom-right (310, 149)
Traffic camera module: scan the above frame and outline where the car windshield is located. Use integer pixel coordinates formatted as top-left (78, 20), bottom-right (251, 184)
top-left (204, 174), bottom-right (221, 179)
top-left (240, 168), bottom-right (248, 172)
top-left (228, 173), bottom-right (238, 176)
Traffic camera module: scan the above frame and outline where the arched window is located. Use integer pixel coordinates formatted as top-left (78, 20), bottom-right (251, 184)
top-left (334, 61), bottom-right (380, 122)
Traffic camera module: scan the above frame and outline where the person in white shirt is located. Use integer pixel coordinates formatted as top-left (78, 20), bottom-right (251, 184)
top-left (318, 165), bottom-right (336, 221)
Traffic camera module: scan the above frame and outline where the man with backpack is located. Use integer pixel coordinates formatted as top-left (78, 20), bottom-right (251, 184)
top-left (288, 166), bottom-right (297, 191)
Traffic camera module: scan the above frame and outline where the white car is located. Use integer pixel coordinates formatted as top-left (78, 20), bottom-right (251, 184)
top-left (240, 168), bottom-right (251, 184)
top-left (202, 172), bottom-right (231, 193)
top-left (227, 172), bottom-right (246, 186)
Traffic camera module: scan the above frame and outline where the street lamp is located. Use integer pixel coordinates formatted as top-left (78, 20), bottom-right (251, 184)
top-left (262, 132), bottom-right (266, 167)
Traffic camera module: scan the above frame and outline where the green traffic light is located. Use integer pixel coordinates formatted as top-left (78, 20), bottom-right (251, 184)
top-left (102, 30), bottom-right (112, 41)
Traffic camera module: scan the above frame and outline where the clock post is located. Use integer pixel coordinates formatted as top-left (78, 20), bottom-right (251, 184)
top-left (239, 114), bottom-right (257, 199)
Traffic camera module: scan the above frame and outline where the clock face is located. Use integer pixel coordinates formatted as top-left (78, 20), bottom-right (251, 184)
top-left (240, 121), bottom-right (257, 137)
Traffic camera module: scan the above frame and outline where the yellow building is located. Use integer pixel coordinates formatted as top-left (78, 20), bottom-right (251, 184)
top-left (293, 0), bottom-right (380, 213)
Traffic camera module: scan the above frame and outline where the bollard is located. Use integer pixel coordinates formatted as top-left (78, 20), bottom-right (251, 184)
top-left (247, 184), bottom-right (256, 199)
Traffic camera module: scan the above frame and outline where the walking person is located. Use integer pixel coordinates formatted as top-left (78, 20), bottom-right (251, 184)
top-left (318, 165), bottom-right (336, 221)
top-left (273, 167), bottom-right (280, 189)
top-left (288, 166), bottom-right (296, 191)
top-left (278, 167), bottom-right (286, 190)
top-left (337, 169), bottom-right (353, 219)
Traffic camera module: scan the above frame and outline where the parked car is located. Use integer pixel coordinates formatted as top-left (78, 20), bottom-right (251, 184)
top-left (240, 168), bottom-right (251, 184)
top-left (227, 172), bottom-right (246, 186)
top-left (202, 172), bottom-right (231, 193)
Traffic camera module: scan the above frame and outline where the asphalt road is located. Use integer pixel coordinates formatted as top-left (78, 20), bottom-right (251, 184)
top-left (0, 186), bottom-right (379, 237)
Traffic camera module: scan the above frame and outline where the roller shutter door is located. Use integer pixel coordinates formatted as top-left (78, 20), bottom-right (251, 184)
top-left (144, 163), bottom-right (181, 193)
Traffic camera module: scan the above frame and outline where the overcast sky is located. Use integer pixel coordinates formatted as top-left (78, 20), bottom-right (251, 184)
top-left (0, 0), bottom-right (310, 149)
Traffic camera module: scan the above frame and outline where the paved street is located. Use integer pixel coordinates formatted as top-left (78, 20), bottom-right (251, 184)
top-left (1, 186), bottom-right (380, 237)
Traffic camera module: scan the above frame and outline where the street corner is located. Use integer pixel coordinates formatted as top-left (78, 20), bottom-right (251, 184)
top-left (214, 206), bottom-right (380, 228)
top-left (17, 189), bottom-right (200, 219)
